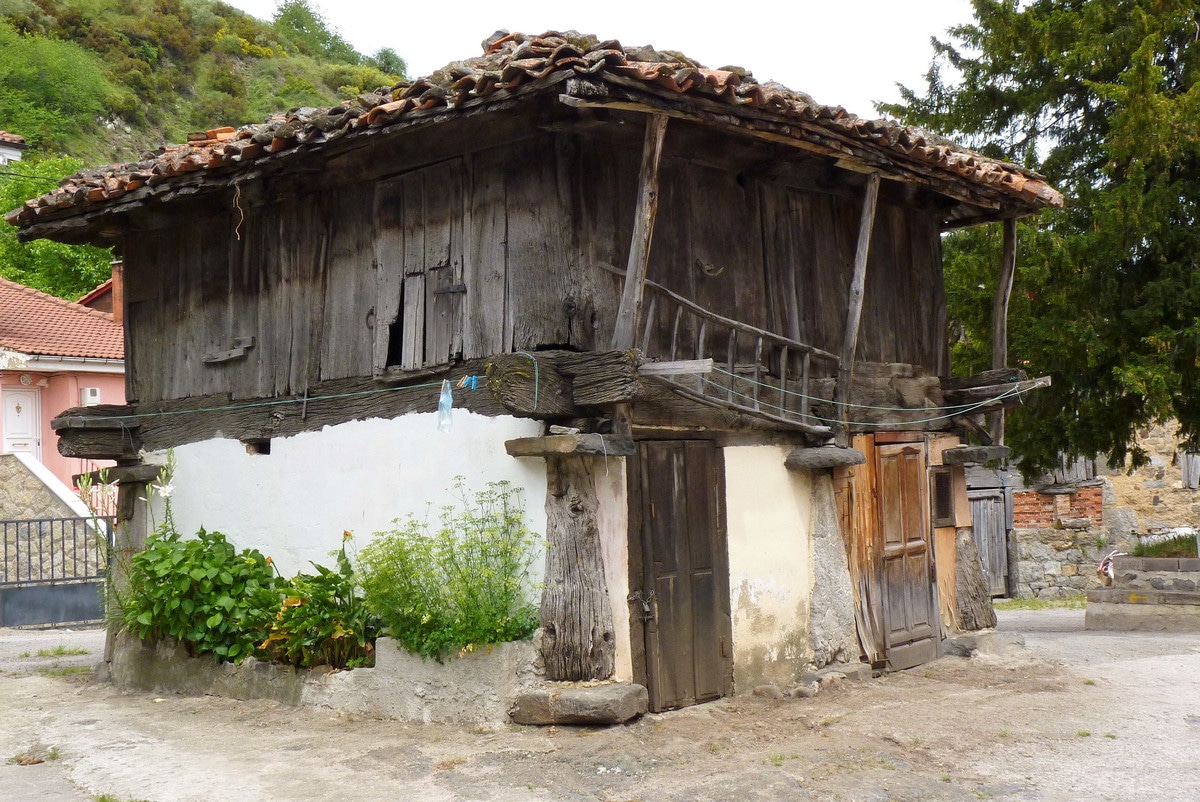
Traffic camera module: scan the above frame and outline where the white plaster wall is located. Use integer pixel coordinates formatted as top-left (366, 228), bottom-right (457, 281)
top-left (151, 411), bottom-right (547, 578)
top-left (594, 459), bottom-right (632, 681)
top-left (723, 445), bottom-right (814, 688)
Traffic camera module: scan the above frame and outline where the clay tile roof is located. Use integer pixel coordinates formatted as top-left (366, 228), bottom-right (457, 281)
top-left (0, 131), bottom-right (26, 147)
top-left (4, 30), bottom-right (1062, 231)
top-left (0, 277), bottom-right (123, 360)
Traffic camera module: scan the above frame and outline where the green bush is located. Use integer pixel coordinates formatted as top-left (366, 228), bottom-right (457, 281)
top-left (259, 536), bottom-right (380, 668)
top-left (1132, 533), bottom-right (1198, 559)
top-left (358, 481), bottom-right (542, 660)
top-left (121, 527), bottom-right (280, 662)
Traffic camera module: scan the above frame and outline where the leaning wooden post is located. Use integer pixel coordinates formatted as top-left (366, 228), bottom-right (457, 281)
top-left (610, 114), bottom-right (669, 351)
top-left (990, 218), bottom-right (1018, 444)
top-left (834, 173), bottom-right (881, 447)
top-left (540, 455), bottom-right (616, 681)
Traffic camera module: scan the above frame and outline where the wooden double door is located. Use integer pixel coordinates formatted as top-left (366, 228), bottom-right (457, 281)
top-left (628, 440), bottom-right (733, 712)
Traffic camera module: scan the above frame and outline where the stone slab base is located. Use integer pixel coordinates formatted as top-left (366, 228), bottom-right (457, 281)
top-left (111, 633), bottom-right (542, 725)
top-left (1085, 600), bottom-right (1200, 633)
top-left (510, 683), bottom-right (648, 725)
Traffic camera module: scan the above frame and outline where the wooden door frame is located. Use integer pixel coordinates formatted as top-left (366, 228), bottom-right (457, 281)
top-left (626, 439), bottom-right (733, 708)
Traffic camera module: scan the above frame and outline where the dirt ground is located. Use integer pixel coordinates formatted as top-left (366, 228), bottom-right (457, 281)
top-left (1, 609), bottom-right (1198, 802)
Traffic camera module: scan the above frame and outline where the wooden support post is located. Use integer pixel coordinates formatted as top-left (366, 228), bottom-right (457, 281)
top-left (611, 114), bottom-right (669, 350)
top-left (834, 173), bottom-right (881, 447)
top-left (103, 469), bottom-right (157, 668)
top-left (540, 455), bottom-right (616, 681)
top-left (990, 218), bottom-right (1018, 444)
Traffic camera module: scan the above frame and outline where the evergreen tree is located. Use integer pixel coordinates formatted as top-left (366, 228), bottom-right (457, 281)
top-left (883, 1), bottom-right (1200, 472)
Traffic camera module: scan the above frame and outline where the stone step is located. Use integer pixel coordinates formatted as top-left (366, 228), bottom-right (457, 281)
top-left (510, 682), bottom-right (648, 726)
top-left (1087, 588), bottom-right (1200, 606)
top-left (1113, 556), bottom-right (1200, 572)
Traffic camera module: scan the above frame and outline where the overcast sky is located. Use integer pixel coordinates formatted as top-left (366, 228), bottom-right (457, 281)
top-left (222, 0), bottom-right (975, 119)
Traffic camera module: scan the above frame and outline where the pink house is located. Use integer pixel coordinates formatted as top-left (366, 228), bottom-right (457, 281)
top-left (0, 276), bottom-right (125, 490)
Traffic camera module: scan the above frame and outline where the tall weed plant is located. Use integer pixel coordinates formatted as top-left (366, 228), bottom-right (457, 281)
top-left (359, 480), bottom-right (541, 660)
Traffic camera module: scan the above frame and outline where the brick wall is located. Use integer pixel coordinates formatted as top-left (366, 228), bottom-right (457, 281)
top-left (1012, 485), bottom-right (1104, 530)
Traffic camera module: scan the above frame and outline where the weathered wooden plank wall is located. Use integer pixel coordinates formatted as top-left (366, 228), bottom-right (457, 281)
top-left (120, 125), bottom-right (948, 407)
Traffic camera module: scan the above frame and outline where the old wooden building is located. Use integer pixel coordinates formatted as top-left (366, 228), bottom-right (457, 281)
top-left (8, 31), bottom-right (1060, 710)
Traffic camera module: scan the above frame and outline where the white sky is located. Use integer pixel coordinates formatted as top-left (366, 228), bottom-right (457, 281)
top-left (222, 0), bottom-right (974, 119)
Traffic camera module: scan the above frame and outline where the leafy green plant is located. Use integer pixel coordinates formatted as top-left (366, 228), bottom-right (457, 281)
top-left (259, 534), bottom-right (380, 669)
top-left (358, 480), bottom-right (541, 660)
top-left (121, 527), bottom-right (280, 662)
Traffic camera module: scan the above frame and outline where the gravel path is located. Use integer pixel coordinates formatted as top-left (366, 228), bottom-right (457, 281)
top-left (1, 609), bottom-right (1198, 801)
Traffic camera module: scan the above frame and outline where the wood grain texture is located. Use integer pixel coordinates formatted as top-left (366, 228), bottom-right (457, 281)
top-left (540, 455), bottom-right (617, 681)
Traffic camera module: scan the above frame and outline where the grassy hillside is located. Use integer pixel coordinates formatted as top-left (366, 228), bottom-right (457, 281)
top-left (0, 0), bottom-right (405, 299)
top-left (0, 0), bottom-right (404, 162)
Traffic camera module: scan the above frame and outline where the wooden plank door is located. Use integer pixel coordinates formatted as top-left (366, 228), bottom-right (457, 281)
top-left (876, 442), bottom-right (938, 670)
top-left (969, 490), bottom-right (1009, 597)
top-left (630, 440), bottom-right (732, 712)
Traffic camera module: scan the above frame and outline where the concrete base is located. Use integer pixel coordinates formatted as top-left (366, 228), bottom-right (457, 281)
top-left (111, 633), bottom-right (543, 725)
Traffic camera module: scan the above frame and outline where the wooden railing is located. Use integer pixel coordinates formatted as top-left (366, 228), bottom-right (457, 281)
top-left (636, 278), bottom-right (839, 436)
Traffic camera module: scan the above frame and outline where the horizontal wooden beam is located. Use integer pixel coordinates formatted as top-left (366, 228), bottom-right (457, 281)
top-left (73, 464), bottom-right (162, 486)
top-left (940, 446), bottom-right (1011, 466)
top-left (637, 359), bottom-right (713, 376)
top-left (505, 434), bottom-right (634, 458)
top-left (943, 376), bottom-right (1051, 408)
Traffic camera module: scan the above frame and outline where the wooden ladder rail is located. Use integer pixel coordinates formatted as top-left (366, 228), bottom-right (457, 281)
top-left (629, 277), bottom-right (839, 429)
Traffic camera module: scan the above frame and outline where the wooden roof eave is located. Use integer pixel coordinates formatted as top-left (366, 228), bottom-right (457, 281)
top-left (558, 76), bottom-right (1056, 224)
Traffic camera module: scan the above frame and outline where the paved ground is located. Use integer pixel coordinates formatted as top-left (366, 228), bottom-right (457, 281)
top-left (1, 609), bottom-right (1198, 801)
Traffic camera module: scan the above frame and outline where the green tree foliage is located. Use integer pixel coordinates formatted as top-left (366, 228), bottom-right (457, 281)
top-left (0, 155), bottom-right (113, 298)
top-left (271, 0), bottom-right (357, 64)
top-left (882, 1), bottom-right (1200, 472)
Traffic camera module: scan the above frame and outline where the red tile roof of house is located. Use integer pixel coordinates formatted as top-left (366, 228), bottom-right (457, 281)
top-left (0, 277), bottom-right (123, 359)
top-left (4, 30), bottom-right (1062, 232)
top-left (0, 131), bottom-right (26, 147)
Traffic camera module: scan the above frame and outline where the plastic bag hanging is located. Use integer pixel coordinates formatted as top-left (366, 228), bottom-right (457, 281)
top-left (437, 379), bottom-right (453, 433)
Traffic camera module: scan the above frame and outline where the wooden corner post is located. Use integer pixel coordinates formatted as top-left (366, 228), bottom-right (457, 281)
top-left (834, 173), bottom-right (881, 447)
top-left (990, 218), bottom-right (1018, 444)
top-left (610, 114), bottom-right (669, 351)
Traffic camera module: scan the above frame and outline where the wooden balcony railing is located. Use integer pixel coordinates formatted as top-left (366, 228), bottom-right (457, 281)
top-left (635, 278), bottom-right (839, 437)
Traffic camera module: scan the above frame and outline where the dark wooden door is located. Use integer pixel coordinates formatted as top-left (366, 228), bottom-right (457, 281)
top-left (969, 489), bottom-right (1009, 597)
top-left (630, 440), bottom-right (733, 712)
top-left (876, 442), bottom-right (939, 670)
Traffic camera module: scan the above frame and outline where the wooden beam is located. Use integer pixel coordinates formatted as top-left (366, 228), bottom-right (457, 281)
top-left (611, 114), bottom-right (669, 349)
top-left (834, 172), bottom-right (881, 445)
top-left (505, 434), bottom-right (634, 458)
top-left (940, 445), bottom-right (1011, 465)
top-left (943, 376), bottom-right (1051, 408)
top-left (541, 455), bottom-right (617, 681)
top-left (990, 218), bottom-right (1018, 443)
top-left (637, 358), bottom-right (713, 376)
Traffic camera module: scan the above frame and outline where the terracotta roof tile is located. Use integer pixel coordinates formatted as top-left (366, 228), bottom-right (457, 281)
top-left (0, 277), bottom-right (123, 360)
top-left (4, 30), bottom-right (1062, 230)
top-left (0, 131), bottom-right (26, 147)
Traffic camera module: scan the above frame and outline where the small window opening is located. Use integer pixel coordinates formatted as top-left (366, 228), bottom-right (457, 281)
top-left (243, 438), bottom-right (271, 456)
top-left (931, 468), bottom-right (954, 528)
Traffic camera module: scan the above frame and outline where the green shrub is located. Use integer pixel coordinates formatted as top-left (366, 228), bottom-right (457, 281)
top-left (358, 481), bottom-right (541, 660)
top-left (259, 535), bottom-right (380, 668)
top-left (122, 528), bottom-right (280, 662)
top-left (1132, 533), bottom-right (1198, 558)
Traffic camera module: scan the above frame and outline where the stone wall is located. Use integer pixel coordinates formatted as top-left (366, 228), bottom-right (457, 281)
top-left (1010, 524), bottom-right (1123, 600)
top-left (1104, 421), bottom-right (1200, 531)
top-left (0, 453), bottom-right (76, 520)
